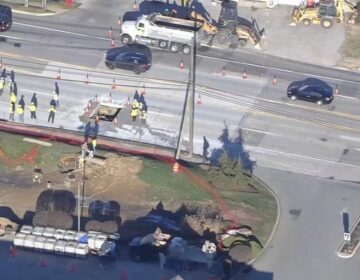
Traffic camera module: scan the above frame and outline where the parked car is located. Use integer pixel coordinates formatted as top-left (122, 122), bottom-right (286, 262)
top-left (105, 44), bottom-right (152, 74)
top-left (0, 4), bottom-right (12, 32)
top-left (287, 78), bottom-right (334, 105)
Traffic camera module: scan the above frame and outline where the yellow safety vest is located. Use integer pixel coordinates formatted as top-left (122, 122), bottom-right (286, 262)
top-left (132, 100), bottom-right (139, 109)
top-left (9, 105), bottom-right (14, 113)
top-left (10, 93), bottom-right (16, 103)
top-left (141, 111), bottom-right (147, 120)
top-left (0, 80), bottom-right (4, 90)
top-left (49, 107), bottom-right (56, 113)
top-left (54, 94), bottom-right (59, 101)
top-left (92, 139), bottom-right (97, 148)
top-left (29, 104), bottom-right (36, 112)
top-left (17, 107), bottom-right (24, 115)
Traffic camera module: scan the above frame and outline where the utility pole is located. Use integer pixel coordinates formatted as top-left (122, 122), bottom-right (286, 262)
top-left (175, 4), bottom-right (197, 160)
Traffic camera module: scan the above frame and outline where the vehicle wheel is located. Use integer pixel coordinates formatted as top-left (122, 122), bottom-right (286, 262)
top-left (134, 67), bottom-right (141, 75)
top-left (321, 18), bottom-right (333, 29)
top-left (303, 19), bottom-right (311, 26)
top-left (170, 43), bottom-right (179, 53)
top-left (159, 40), bottom-right (168, 49)
top-left (5, 225), bottom-right (12, 235)
top-left (238, 39), bottom-right (247, 47)
top-left (290, 95), bottom-right (297, 101)
top-left (107, 63), bottom-right (115, 70)
top-left (121, 34), bottom-right (132, 44)
top-left (182, 45), bottom-right (191, 55)
top-left (216, 31), bottom-right (230, 44)
top-left (130, 253), bottom-right (142, 263)
top-left (317, 100), bottom-right (323, 105)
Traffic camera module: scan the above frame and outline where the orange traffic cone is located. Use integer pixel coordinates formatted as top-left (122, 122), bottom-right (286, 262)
top-left (272, 74), bottom-right (277, 85)
top-left (111, 37), bottom-right (115, 48)
top-left (179, 58), bottom-right (184, 69)
top-left (197, 94), bottom-right (202, 105)
top-left (56, 68), bottom-right (61, 80)
top-left (133, 0), bottom-right (138, 11)
top-left (335, 85), bottom-right (339, 95)
top-left (242, 68), bottom-right (247, 79)
top-left (220, 66), bottom-right (226, 76)
top-left (172, 162), bottom-right (180, 173)
top-left (112, 79), bottom-right (116, 90)
top-left (109, 27), bottom-right (113, 38)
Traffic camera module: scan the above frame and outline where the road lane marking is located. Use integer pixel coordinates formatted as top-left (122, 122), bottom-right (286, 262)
top-left (0, 35), bottom-right (20, 40)
top-left (198, 54), bottom-right (360, 85)
top-left (340, 136), bottom-right (360, 142)
top-left (241, 127), bottom-right (277, 135)
top-left (13, 22), bottom-right (109, 41)
top-left (246, 145), bottom-right (360, 168)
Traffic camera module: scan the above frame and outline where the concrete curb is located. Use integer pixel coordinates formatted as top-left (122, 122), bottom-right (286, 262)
top-left (12, 9), bottom-right (56, 16)
top-left (336, 215), bottom-right (360, 259)
top-left (231, 175), bottom-right (281, 279)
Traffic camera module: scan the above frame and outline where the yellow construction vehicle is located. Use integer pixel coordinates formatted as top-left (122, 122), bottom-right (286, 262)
top-left (190, 0), bottom-right (265, 49)
top-left (290, 0), bottom-right (358, 28)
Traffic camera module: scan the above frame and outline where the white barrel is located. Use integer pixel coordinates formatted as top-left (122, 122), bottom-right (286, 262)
top-left (34, 236), bottom-right (46, 251)
top-left (44, 238), bottom-right (56, 252)
top-left (54, 229), bottom-right (66, 240)
top-left (76, 243), bottom-right (89, 258)
top-left (23, 234), bottom-right (36, 248)
top-left (64, 230), bottom-right (76, 241)
top-left (43, 227), bottom-right (56, 238)
top-left (32, 226), bottom-right (45, 236)
top-left (65, 241), bottom-right (77, 255)
top-left (20, 225), bottom-right (33, 234)
top-left (54, 240), bottom-right (66, 254)
top-left (14, 233), bottom-right (26, 247)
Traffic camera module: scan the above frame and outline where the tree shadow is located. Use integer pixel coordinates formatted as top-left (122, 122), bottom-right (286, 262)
top-left (210, 122), bottom-right (256, 175)
top-left (0, 206), bottom-right (22, 225)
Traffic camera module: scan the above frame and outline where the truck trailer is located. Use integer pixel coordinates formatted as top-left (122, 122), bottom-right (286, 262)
top-left (120, 13), bottom-right (202, 54)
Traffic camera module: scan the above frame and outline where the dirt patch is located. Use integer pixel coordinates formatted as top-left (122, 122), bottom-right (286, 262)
top-left (338, 24), bottom-right (360, 70)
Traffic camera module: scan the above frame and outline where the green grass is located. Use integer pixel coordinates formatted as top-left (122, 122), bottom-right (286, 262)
top-left (139, 158), bottom-right (212, 202)
top-left (0, 132), bottom-right (34, 160)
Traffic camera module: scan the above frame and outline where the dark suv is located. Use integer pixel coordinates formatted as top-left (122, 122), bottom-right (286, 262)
top-left (0, 5), bottom-right (12, 32)
top-left (105, 44), bottom-right (152, 74)
top-left (287, 78), bottom-right (334, 105)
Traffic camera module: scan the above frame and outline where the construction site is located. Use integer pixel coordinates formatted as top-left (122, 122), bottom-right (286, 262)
top-left (0, 124), bottom-right (277, 278)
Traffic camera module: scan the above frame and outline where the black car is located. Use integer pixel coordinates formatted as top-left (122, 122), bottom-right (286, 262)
top-left (0, 5), bottom-right (12, 32)
top-left (287, 78), bottom-right (334, 105)
top-left (105, 44), bottom-right (152, 74)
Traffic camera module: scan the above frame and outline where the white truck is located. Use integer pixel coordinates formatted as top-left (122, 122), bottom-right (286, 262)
top-left (120, 13), bottom-right (202, 54)
top-left (13, 225), bottom-right (119, 260)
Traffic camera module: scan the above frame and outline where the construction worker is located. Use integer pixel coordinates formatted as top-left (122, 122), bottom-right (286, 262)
top-left (17, 95), bottom-right (25, 123)
top-left (53, 91), bottom-right (59, 108)
top-left (0, 77), bottom-right (4, 94)
top-left (10, 70), bottom-right (15, 84)
top-left (31, 92), bottom-right (38, 107)
top-left (48, 104), bottom-right (56, 123)
top-left (1, 68), bottom-right (6, 79)
top-left (130, 98), bottom-right (139, 121)
top-left (13, 82), bottom-right (18, 96)
top-left (9, 102), bottom-right (15, 121)
top-left (29, 102), bottom-right (37, 119)
top-left (140, 103), bottom-right (147, 124)
top-left (10, 91), bottom-right (16, 104)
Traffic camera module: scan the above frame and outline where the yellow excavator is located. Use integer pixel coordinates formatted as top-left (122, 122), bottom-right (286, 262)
top-left (290, 0), bottom-right (358, 28)
top-left (190, 0), bottom-right (265, 49)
